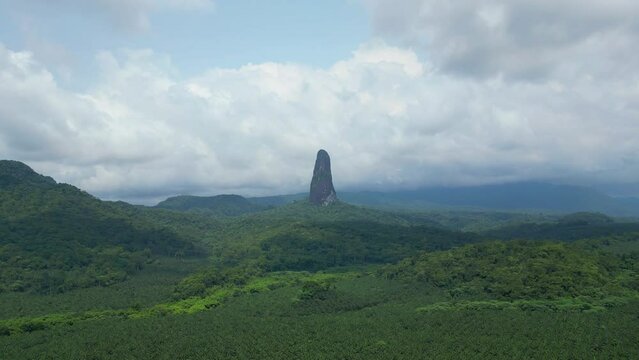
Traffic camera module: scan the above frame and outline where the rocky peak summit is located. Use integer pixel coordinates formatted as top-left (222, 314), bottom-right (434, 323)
top-left (309, 149), bottom-right (337, 206)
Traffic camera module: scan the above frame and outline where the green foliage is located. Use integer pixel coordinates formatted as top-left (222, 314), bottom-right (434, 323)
top-left (19, 320), bottom-right (48, 333)
top-left (485, 212), bottom-right (639, 241)
top-left (1, 275), bottom-right (638, 359)
top-left (259, 221), bottom-right (479, 271)
top-left (0, 163), bottom-right (202, 295)
top-left (558, 212), bottom-right (614, 225)
top-left (199, 201), bottom-right (479, 271)
top-left (383, 209), bottom-right (557, 232)
top-left (383, 240), bottom-right (638, 300)
top-left (0, 324), bottom-right (10, 336)
top-left (0, 257), bottom-right (207, 320)
top-left (155, 194), bottom-right (268, 216)
top-left (416, 296), bottom-right (636, 313)
top-left (577, 232), bottom-right (639, 255)
top-left (298, 279), bottom-right (336, 300)
top-left (0, 160), bottom-right (56, 188)
top-left (173, 264), bottom-right (263, 299)
top-left (4, 161), bottom-right (639, 359)
top-left (0, 271), bottom-right (356, 336)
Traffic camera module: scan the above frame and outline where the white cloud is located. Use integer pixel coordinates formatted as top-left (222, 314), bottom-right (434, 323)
top-left (20, 0), bottom-right (215, 31)
top-left (1, 38), bottom-right (639, 204)
top-left (362, 0), bottom-right (639, 80)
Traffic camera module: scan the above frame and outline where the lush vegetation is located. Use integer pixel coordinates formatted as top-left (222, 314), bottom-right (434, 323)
top-left (2, 274), bottom-right (638, 359)
top-left (155, 194), bottom-right (268, 216)
top-left (382, 240), bottom-right (639, 301)
top-left (485, 212), bottom-right (639, 241)
top-left (0, 161), bottom-right (201, 295)
top-left (258, 220), bottom-right (478, 271)
top-left (394, 209), bottom-right (556, 232)
top-left (3, 161), bottom-right (639, 359)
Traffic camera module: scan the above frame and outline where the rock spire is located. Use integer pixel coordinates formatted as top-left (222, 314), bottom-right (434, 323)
top-left (309, 149), bottom-right (337, 206)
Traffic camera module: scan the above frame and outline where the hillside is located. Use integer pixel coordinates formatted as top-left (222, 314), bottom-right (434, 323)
top-left (485, 212), bottom-right (639, 241)
top-left (2, 160), bottom-right (639, 359)
top-left (248, 193), bottom-right (306, 207)
top-left (0, 160), bottom-right (57, 187)
top-left (198, 200), bottom-right (479, 269)
top-left (156, 194), bottom-right (267, 216)
top-left (0, 161), bottom-right (201, 294)
top-left (383, 240), bottom-right (638, 301)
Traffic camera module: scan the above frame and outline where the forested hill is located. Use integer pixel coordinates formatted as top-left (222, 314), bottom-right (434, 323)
top-left (200, 200), bottom-right (480, 271)
top-left (484, 212), bottom-right (639, 241)
top-left (237, 182), bottom-right (639, 216)
top-left (0, 160), bottom-right (199, 294)
top-left (2, 160), bottom-right (639, 358)
top-left (156, 194), bottom-right (267, 216)
top-left (0, 160), bottom-right (56, 187)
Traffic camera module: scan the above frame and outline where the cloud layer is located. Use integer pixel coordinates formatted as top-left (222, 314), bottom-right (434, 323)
top-left (1, 31), bottom-right (639, 204)
top-left (363, 0), bottom-right (639, 80)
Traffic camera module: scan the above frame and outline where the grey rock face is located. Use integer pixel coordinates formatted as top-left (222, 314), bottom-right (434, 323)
top-left (309, 149), bottom-right (337, 206)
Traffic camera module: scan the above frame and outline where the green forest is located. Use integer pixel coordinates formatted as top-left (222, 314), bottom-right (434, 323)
top-left (1, 160), bottom-right (639, 359)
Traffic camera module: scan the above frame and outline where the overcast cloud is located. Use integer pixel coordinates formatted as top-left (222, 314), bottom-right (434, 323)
top-left (1, 1), bottom-right (638, 203)
top-left (363, 0), bottom-right (639, 80)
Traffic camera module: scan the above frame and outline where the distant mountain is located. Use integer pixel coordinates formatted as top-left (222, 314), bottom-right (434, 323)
top-left (155, 194), bottom-right (267, 216)
top-left (161, 182), bottom-right (639, 216)
top-left (247, 193), bottom-right (306, 207)
top-left (337, 182), bottom-right (639, 216)
top-left (158, 193), bottom-right (306, 209)
top-left (0, 160), bottom-right (199, 294)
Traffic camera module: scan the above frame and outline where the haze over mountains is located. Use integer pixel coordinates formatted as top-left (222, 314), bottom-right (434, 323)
top-left (3, 155), bottom-right (639, 217)
top-left (157, 183), bottom-right (639, 217)
top-left (337, 182), bottom-right (639, 216)
top-left (156, 194), bottom-right (268, 216)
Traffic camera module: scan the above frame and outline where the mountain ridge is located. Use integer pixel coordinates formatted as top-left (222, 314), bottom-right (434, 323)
top-left (337, 182), bottom-right (639, 216)
top-left (0, 160), bottom-right (56, 188)
top-left (0, 160), bottom-right (200, 294)
top-left (155, 194), bottom-right (267, 216)
top-left (4, 159), bottom-right (639, 216)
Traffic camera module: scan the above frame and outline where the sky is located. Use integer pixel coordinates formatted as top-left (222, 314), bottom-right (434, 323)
top-left (0, 0), bottom-right (638, 204)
